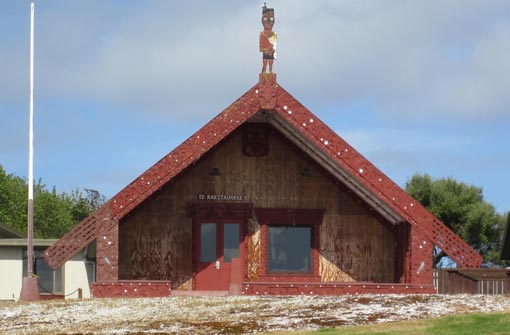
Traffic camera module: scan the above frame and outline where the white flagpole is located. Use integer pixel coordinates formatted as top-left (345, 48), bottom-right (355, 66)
top-left (20, 0), bottom-right (39, 301)
top-left (27, 0), bottom-right (35, 277)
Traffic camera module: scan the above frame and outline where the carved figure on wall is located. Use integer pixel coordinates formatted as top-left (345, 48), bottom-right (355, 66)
top-left (260, 3), bottom-right (277, 73)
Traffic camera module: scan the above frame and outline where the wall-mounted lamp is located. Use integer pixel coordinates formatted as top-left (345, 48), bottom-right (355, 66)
top-left (301, 168), bottom-right (311, 177)
top-left (210, 167), bottom-right (221, 176)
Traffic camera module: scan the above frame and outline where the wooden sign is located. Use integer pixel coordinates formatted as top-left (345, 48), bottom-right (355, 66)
top-left (197, 194), bottom-right (246, 201)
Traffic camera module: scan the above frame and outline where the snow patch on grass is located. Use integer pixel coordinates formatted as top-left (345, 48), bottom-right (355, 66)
top-left (0, 294), bottom-right (509, 334)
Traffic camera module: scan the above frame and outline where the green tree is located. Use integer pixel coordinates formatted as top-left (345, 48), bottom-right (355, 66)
top-left (33, 183), bottom-right (74, 238)
top-left (69, 188), bottom-right (106, 223)
top-left (0, 165), bottom-right (105, 238)
top-left (405, 173), bottom-right (506, 267)
top-left (0, 165), bottom-right (28, 234)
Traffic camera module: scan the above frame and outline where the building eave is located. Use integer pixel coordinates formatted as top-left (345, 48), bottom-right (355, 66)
top-left (0, 239), bottom-right (57, 247)
top-left (43, 75), bottom-right (482, 270)
top-left (0, 223), bottom-right (25, 238)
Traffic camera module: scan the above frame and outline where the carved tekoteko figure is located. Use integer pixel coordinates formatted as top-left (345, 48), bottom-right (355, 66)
top-left (260, 3), bottom-right (277, 73)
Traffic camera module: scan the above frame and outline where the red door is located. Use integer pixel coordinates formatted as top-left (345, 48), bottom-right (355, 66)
top-left (196, 222), bottom-right (240, 291)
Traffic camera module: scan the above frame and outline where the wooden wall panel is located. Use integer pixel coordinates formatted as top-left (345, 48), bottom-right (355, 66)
top-left (118, 123), bottom-right (396, 288)
top-left (119, 176), bottom-right (194, 290)
top-left (319, 214), bottom-right (395, 283)
top-left (245, 217), bottom-right (261, 281)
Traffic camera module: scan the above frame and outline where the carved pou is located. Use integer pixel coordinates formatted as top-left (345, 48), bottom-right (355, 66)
top-left (260, 3), bottom-right (277, 73)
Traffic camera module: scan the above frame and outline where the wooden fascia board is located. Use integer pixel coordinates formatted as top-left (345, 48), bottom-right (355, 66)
top-left (44, 203), bottom-right (110, 269)
top-left (108, 84), bottom-right (260, 220)
top-left (44, 84), bottom-right (260, 269)
top-left (274, 84), bottom-right (482, 268)
top-left (268, 114), bottom-right (403, 225)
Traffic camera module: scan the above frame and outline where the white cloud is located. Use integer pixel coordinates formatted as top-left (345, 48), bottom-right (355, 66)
top-left (27, 2), bottom-right (262, 120)
top-left (3, 1), bottom-right (510, 123)
top-left (336, 126), bottom-right (479, 184)
top-left (276, 0), bottom-right (510, 121)
top-left (436, 22), bottom-right (510, 118)
top-left (340, 127), bottom-right (471, 154)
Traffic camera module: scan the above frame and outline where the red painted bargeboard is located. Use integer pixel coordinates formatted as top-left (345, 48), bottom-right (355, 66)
top-left (91, 280), bottom-right (171, 298)
top-left (242, 282), bottom-right (436, 295)
top-left (92, 281), bottom-right (434, 297)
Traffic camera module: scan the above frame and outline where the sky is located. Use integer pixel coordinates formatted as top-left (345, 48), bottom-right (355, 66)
top-left (1, 1), bottom-right (509, 213)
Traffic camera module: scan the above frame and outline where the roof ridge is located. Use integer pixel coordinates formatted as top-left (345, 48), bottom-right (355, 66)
top-left (44, 77), bottom-right (482, 270)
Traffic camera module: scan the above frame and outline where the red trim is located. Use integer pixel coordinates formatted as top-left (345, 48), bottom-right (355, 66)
top-left (257, 275), bottom-right (321, 283)
top-left (255, 208), bottom-right (324, 281)
top-left (45, 85), bottom-right (260, 269)
top-left (39, 294), bottom-right (64, 300)
top-left (275, 86), bottom-right (481, 269)
top-left (45, 75), bottom-right (481, 294)
top-left (242, 282), bottom-right (435, 295)
top-left (395, 222), bottom-right (411, 283)
top-left (91, 280), bottom-right (172, 298)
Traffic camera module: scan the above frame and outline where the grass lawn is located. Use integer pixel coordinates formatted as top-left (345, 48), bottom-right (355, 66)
top-left (265, 313), bottom-right (510, 335)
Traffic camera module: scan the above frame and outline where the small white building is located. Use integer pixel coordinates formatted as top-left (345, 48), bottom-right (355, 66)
top-left (0, 223), bottom-right (95, 300)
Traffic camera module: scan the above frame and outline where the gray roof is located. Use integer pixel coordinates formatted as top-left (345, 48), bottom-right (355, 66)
top-left (0, 223), bottom-right (56, 247)
top-left (0, 238), bottom-right (57, 247)
top-left (0, 223), bottom-right (25, 238)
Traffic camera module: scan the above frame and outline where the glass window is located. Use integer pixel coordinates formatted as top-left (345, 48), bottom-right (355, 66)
top-left (224, 223), bottom-right (239, 263)
top-left (53, 266), bottom-right (63, 293)
top-left (23, 249), bottom-right (63, 294)
top-left (85, 261), bottom-right (96, 284)
top-left (200, 223), bottom-right (217, 263)
top-left (268, 226), bottom-right (312, 273)
top-left (36, 258), bottom-right (54, 293)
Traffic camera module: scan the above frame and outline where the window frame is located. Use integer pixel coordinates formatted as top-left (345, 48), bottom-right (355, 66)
top-left (266, 224), bottom-right (313, 274)
top-left (23, 248), bottom-right (64, 295)
top-left (85, 260), bottom-right (96, 285)
top-left (255, 208), bottom-right (324, 280)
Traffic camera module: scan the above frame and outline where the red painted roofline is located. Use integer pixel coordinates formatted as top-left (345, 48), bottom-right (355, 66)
top-left (44, 76), bottom-right (481, 270)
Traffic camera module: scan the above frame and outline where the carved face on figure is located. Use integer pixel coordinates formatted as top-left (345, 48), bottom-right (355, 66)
top-left (262, 11), bottom-right (275, 31)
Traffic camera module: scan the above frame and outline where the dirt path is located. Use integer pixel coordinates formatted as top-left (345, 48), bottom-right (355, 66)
top-left (1, 294), bottom-right (510, 334)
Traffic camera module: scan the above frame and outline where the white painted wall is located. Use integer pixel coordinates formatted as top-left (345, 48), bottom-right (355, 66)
top-left (0, 246), bottom-right (93, 300)
top-left (0, 247), bottom-right (23, 301)
top-left (64, 252), bottom-right (92, 299)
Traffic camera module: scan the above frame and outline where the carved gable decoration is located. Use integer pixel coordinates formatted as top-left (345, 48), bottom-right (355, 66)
top-left (242, 123), bottom-right (270, 157)
top-left (44, 2), bottom-right (482, 275)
